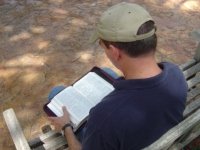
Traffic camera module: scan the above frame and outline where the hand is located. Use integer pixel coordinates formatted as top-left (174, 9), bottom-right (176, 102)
top-left (48, 106), bottom-right (71, 131)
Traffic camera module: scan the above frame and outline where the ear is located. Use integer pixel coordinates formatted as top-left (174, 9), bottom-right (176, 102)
top-left (109, 45), bottom-right (121, 61)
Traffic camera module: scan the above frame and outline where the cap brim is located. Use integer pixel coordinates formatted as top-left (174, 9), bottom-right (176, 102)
top-left (89, 30), bottom-right (99, 44)
top-left (189, 30), bottom-right (200, 42)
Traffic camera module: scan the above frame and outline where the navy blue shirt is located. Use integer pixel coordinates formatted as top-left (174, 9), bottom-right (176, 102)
top-left (82, 62), bottom-right (187, 150)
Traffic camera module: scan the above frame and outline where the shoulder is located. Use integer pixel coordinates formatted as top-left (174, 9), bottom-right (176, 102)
top-left (160, 62), bottom-right (185, 81)
top-left (160, 62), bottom-right (188, 101)
top-left (161, 62), bottom-right (180, 71)
top-left (161, 61), bottom-right (187, 82)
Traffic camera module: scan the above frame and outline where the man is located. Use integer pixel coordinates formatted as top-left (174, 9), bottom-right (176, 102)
top-left (49, 2), bottom-right (187, 150)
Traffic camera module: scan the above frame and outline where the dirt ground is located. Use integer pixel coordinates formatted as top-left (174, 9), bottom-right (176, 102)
top-left (0, 0), bottom-right (200, 149)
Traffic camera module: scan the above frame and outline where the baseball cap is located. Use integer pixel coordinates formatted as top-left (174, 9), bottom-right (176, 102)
top-left (90, 2), bottom-right (156, 43)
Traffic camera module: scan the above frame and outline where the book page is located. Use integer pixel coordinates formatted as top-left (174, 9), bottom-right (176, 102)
top-left (47, 100), bottom-right (63, 116)
top-left (47, 86), bottom-right (93, 127)
top-left (73, 72), bottom-right (114, 106)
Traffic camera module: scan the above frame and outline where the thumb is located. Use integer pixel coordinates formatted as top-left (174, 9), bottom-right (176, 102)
top-left (62, 106), bottom-right (68, 115)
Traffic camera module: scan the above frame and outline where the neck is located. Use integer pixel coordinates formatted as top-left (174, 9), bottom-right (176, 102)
top-left (119, 55), bottom-right (162, 80)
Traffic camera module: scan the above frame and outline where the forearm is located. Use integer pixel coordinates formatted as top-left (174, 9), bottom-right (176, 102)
top-left (64, 127), bottom-right (82, 150)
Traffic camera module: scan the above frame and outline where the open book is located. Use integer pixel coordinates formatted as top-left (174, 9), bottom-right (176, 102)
top-left (47, 71), bottom-right (114, 131)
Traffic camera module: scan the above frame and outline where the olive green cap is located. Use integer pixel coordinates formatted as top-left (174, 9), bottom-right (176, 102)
top-left (90, 2), bottom-right (156, 43)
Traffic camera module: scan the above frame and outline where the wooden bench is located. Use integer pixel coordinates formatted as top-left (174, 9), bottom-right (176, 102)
top-left (3, 30), bottom-right (200, 150)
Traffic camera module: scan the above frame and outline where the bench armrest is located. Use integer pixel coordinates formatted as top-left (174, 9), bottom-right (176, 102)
top-left (3, 108), bottom-right (31, 150)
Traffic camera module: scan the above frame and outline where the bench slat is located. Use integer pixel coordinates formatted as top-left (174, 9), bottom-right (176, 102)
top-left (43, 136), bottom-right (67, 150)
top-left (40, 130), bottom-right (61, 143)
top-left (184, 98), bottom-right (200, 117)
top-left (178, 124), bottom-right (200, 148)
top-left (33, 145), bottom-right (45, 150)
top-left (28, 137), bottom-right (43, 149)
top-left (168, 124), bottom-right (200, 150)
top-left (187, 86), bottom-right (200, 102)
top-left (3, 108), bottom-right (31, 150)
top-left (142, 108), bottom-right (200, 150)
top-left (180, 59), bottom-right (196, 71)
top-left (187, 76), bottom-right (200, 89)
top-left (183, 62), bottom-right (200, 79)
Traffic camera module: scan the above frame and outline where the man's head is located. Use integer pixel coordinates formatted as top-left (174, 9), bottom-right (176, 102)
top-left (91, 2), bottom-right (157, 69)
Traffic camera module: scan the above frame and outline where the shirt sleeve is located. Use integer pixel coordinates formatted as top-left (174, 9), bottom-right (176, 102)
top-left (81, 107), bottom-right (117, 150)
top-left (82, 128), bottom-right (116, 150)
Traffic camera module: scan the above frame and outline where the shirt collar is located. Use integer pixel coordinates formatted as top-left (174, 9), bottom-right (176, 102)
top-left (113, 63), bottom-right (168, 90)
